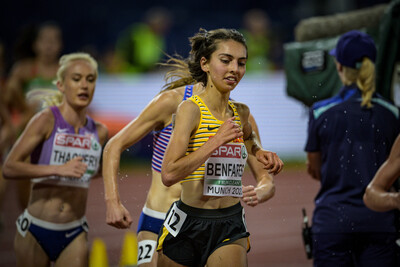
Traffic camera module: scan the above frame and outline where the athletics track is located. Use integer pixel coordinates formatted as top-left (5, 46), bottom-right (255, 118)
top-left (0, 163), bottom-right (319, 267)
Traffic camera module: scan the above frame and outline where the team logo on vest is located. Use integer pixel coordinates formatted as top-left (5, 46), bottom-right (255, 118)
top-left (55, 133), bottom-right (91, 150)
top-left (92, 139), bottom-right (100, 151)
top-left (241, 145), bottom-right (248, 159)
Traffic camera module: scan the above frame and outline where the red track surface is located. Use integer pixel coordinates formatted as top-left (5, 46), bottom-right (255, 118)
top-left (0, 165), bottom-right (319, 267)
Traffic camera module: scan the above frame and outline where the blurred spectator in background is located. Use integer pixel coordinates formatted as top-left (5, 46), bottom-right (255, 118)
top-left (0, 39), bottom-right (9, 150)
top-left (0, 40), bottom-right (6, 86)
top-left (0, 39), bottom-right (13, 231)
top-left (241, 8), bottom-right (283, 72)
top-left (113, 6), bottom-right (172, 73)
top-left (3, 21), bottom-right (63, 211)
top-left (0, 103), bottom-right (13, 232)
top-left (5, 21), bottom-right (63, 125)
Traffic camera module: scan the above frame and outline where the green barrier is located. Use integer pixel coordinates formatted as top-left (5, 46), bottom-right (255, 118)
top-left (284, 37), bottom-right (342, 107)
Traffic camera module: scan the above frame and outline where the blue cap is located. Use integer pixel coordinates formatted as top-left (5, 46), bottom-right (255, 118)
top-left (329, 30), bottom-right (377, 69)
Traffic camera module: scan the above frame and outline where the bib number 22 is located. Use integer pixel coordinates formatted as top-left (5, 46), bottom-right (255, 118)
top-left (137, 240), bottom-right (157, 265)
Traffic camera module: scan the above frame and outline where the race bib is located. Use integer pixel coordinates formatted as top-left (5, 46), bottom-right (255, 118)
top-left (16, 211), bottom-right (31, 237)
top-left (163, 203), bottom-right (187, 237)
top-left (204, 143), bottom-right (247, 197)
top-left (137, 240), bottom-right (157, 265)
top-left (49, 132), bottom-right (101, 184)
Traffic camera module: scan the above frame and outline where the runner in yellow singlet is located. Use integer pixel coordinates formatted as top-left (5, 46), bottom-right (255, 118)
top-left (103, 48), bottom-right (282, 267)
top-left (157, 28), bottom-right (283, 267)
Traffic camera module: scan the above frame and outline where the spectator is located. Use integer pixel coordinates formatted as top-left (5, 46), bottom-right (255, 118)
top-left (5, 21), bottom-right (63, 127)
top-left (3, 22), bottom-right (63, 210)
top-left (114, 6), bottom-right (172, 73)
top-left (241, 9), bottom-right (282, 71)
top-left (305, 30), bottom-right (400, 266)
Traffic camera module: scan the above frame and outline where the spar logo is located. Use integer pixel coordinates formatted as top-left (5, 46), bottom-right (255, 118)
top-left (55, 133), bottom-right (91, 149)
top-left (211, 144), bottom-right (242, 158)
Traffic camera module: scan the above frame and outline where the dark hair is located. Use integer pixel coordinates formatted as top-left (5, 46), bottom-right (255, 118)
top-left (188, 28), bottom-right (247, 86)
top-left (160, 54), bottom-right (195, 91)
top-left (14, 21), bottom-right (62, 61)
top-left (14, 24), bottom-right (37, 61)
top-left (161, 28), bottom-right (247, 90)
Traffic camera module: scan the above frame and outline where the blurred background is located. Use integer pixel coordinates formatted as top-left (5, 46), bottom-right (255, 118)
top-left (1, 0), bottom-right (399, 266)
top-left (0, 0), bottom-right (390, 159)
top-left (0, 0), bottom-right (391, 71)
top-left (1, 0), bottom-right (393, 162)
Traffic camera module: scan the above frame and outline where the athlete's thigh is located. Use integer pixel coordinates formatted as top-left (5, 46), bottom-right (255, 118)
top-left (206, 238), bottom-right (248, 267)
top-left (137, 231), bottom-right (159, 267)
top-left (55, 232), bottom-right (88, 267)
top-left (14, 230), bottom-right (49, 267)
top-left (157, 250), bottom-right (188, 267)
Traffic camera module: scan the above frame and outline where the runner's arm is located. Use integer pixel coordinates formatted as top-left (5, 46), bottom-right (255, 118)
top-left (245, 114), bottom-right (275, 204)
top-left (102, 91), bottom-right (179, 228)
top-left (364, 134), bottom-right (400, 212)
top-left (103, 91), bottom-right (178, 201)
top-left (2, 109), bottom-right (83, 179)
top-left (240, 106), bottom-right (283, 175)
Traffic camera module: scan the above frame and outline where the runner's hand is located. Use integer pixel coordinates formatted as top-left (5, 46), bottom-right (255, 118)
top-left (106, 200), bottom-right (133, 229)
top-left (57, 156), bottom-right (87, 178)
top-left (242, 185), bottom-right (258, 207)
top-left (255, 150), bottom-right (284, 175)
top-left (214, 117), bottom-right (243, 145)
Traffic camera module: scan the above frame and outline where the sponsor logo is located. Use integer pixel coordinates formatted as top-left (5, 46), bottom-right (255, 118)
top-left (57, 127), bottom-right (68, 133)
top-left (55, 133), bottom-right (91, 149)
top-left (65, 228), bottom-right (81, 238)
top-left (211, 144), bottom-right (242, 158)
top-left (207, 125), bottom-right (219, 131)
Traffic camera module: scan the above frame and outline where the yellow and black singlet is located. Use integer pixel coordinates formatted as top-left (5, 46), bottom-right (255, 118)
top-left (182, 95), bottom-right (248, 197)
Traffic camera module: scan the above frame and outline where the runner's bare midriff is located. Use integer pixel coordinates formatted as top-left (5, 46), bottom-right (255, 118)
top-left (145, 170), bottom-right (181, 212)
top-left (28, 183), bottom-right (87, 223)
